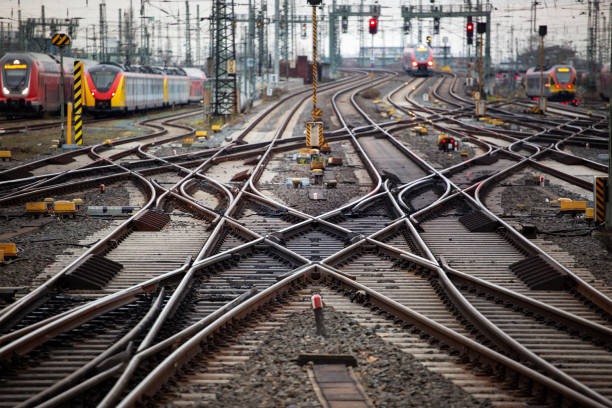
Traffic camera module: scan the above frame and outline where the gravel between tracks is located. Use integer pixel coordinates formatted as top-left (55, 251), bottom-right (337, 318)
top-left (177, 306), bottom-right (491, 408)
top-left (0, 183), bottom-right (132, 289)
top-left (499, 173), bottom-right (612, 286)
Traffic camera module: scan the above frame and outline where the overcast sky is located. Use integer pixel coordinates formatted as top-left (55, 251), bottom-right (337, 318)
top-left (0, 0), bottom-right (606, 63)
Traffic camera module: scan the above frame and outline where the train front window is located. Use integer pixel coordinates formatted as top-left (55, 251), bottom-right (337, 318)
top-left (414, 49), bottom-right (430, 63)
top-left (90, 72), bottom-right (117, 92)
top-left (3, 64), bottom-right (28, 88)
top-left (89, 65), bottom-right (121, 92)
top-left (555, 69), bottom-right (572, 84)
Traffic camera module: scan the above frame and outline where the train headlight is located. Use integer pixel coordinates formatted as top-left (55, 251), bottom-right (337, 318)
top-left (2, 87), bottom-right (9, 95)
top-left (412, 61), bottom-right (417, 67)
top-left (21, 87), bottom-right (29, 95)
top-left (428, 61), bottom-right (433, 66)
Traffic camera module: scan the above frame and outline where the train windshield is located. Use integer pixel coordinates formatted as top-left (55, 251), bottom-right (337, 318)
top-left (2, 63), bottom-right (29, 88)
top-left (555, 68), bottom-right (572, 84)
top-left (414, 48), bottom-right (430, 63)
top-left (89, 65), bottom-right (121, 92)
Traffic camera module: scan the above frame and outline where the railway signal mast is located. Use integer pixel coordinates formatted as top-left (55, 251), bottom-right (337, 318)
top-left (306, 0), bottom-right (323, 149)
top-left (607, 2), bottom-right (612, 231)
top-left (475, 21), bottom-right (486, 116)
top-left (50, 32), bottom-right (71, 146)
top-left (466, 17), bottom-right (473, 45)
top-left (369, 16), bottom-right (377, 76)
top-left (537, 25), bottom-right (547, 114)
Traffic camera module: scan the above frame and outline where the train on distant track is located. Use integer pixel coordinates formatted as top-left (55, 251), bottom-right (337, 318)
top-left (401, 44), bottom-right (434, 76)
top-left (0, 52), bottom-right (97, 116)
top-left (85, 63), bottom-right (206, 114)
top-left (524, 64), bottom-right (578, 104)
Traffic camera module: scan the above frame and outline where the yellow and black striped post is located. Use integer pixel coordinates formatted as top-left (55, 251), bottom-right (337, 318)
top-left (305, 3), bottom-right (324, 148)
top-left (312, 5), bottom-right (319, 122)
top-left (51, 33), bottom-right (71, 48)
top-left (73, 61), bottom-right (84, 145)
top-left (595, 176), bottom-right (608, 225)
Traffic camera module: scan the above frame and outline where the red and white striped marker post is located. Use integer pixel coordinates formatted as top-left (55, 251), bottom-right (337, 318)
top-left (311, 294), bottom-right (327, 337)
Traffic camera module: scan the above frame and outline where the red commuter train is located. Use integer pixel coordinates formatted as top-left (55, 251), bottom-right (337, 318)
top-left (85, 63), bottom-right (205, 113)
top-left (401, 45), bottom-right (434, 76)
top-left (0, 52), bottom-right (95, 116)
top-left (525, 65), bottom-right (578, 104)
top-left (183, 68), bottom-right (207, 103)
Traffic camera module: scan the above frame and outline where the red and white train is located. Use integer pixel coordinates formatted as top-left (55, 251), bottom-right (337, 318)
top-left (525, 64), bottom-right (578, 104)
top-left (85, 63), bottom-right (206, 113)
top-left (401, 45), bottom-right (434, 76)
top-left (0, 52), bottom-right (96, 116)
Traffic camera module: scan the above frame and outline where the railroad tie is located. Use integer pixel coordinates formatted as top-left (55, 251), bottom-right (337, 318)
top-left (299, 354), bottom-right (373, 408)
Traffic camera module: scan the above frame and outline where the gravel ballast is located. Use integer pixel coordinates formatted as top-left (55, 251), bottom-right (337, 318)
top-left (497, 173), bottom-right (612, 286)
top-left (0, 183), bottom-right (133, 288)
top-left (173, 304), bottom-right (491, 408)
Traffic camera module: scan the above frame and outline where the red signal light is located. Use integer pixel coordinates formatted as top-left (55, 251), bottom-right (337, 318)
top-left (467, 23), bottom-right (473, 31)
top-left (369, 18), bottom-right (378, 34)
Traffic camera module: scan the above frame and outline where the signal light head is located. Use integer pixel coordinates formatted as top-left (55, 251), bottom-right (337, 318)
top-left (369, 18), bottom-right (378, 34)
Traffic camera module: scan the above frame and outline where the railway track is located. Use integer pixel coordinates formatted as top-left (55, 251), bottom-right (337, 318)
top-left (0, 69), bottom-right (611, 408)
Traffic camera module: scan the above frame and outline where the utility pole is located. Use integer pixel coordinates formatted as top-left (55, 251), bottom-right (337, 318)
top-left (606, 1), bottom-right (612, 231)
top-left (41, 6), bottom-right (45, 39)
top-left (587, 0), bottom-right (600, 90)
top-left (118, 9), bottom-right (122, 59)
top-left (196, 5), bottom-right (201, 66)
top-left (185, 1), bottom-right (192, 66)
top-left (211, 0), bottom-right (238, 115)
top-left (529, 0), bottom-right (537, 54)
top-left (248, 0), bottom-right (256, 99)
top-left (281, 0), bottom-right (289, 79)
top-left (359, 0), bottom-right (364, 67)
top-left (99, 1), bottom-right (107, 61)
top-left (273, 0), bottom-right (279, 82)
